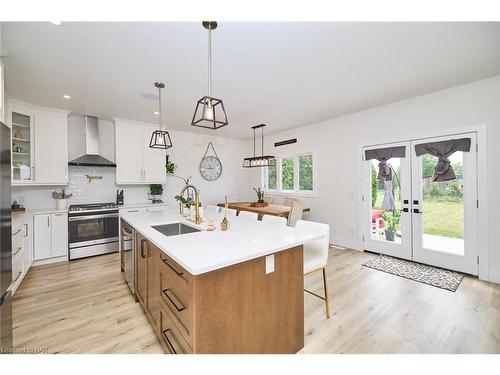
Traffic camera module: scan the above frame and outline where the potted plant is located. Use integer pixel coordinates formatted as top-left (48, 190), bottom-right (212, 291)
top-left (150, 184), bottom-right (163, 201)
top-left (165, 156), bottom-right (176, 174)
top-left (175, 195), bottom-right (194, 216)
top-left (382, 211), bottom-right (400, 241)
top-left (51, 189), bottom-right (72, 210)
top-left (253, 187), bottom-right (265, 203)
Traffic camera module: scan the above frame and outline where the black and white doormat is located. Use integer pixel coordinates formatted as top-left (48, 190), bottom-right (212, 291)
top-left (362, 254), bottom-right (465, 292)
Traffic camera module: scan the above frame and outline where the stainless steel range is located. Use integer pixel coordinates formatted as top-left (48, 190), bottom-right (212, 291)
top-left (68, 203), bottom-right (119, 260)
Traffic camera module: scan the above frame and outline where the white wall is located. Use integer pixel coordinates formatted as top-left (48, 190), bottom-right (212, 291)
top-left (13, 115), bottom-right (255, 209)
top-left (248, 76), bottom-right (500, 282)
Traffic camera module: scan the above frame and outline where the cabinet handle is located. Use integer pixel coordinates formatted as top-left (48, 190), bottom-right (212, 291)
top-left (162, 258), bottom-right (183, 276)
top-left (162, 289), bottom-right (185, 312)
top-left (140, 239), bottom-right (147, 259)
top-left (47, 216), bottom-right (50, 227)
top-left (128, 210), bottom-right (140, 213)
top-left (24, 224), bottom-right (28, 237)
top-left (12, 228), bottom-right (22, 236)
top-left (161, 329), bottom-right (177, 354)
top-left (13, 246), bottom-right (23, 256)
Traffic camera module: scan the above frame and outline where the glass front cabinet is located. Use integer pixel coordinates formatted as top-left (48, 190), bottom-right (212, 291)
top-left (10, 105), bottom-right (35, 183)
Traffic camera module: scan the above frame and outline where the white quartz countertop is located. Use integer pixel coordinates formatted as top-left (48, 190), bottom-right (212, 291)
top-left (121, 208), bottom-right (324, 275)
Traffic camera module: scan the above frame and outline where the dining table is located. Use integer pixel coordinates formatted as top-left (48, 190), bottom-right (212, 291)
top-left (216, 201), bottom-right (310, 218)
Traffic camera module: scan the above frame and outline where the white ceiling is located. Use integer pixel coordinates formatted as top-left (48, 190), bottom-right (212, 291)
top-left (2, 22), bottom-right (499, 139)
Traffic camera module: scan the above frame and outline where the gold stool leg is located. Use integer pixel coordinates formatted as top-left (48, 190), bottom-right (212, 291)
top-left (322, 267), bottom-right (330, 319)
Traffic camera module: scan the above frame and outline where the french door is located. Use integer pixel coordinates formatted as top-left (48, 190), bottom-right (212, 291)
top-left (362, 132), bottom-right (478, 275)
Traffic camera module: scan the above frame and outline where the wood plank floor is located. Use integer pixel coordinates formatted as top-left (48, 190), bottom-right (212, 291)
top-left (13, 248), bottom-right (500, 354)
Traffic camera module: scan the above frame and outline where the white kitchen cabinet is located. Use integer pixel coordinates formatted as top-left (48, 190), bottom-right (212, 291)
top-left (8, 100), bottom-right (69, 186)
top-left (34, 212), bottom-right (68, 261)
top-left (114, 119), bottom-right (166, 185)
top-left (34, 214), bottom-right (52, 260)
top-left (33, 111), bottom-right (68, 184)
top-left (51, 213), bottom-right (69, 257)
top-left (142, 127), bottom-right (167, 183)
top-left (115, 121), bottom-right (143, 184)
top-left (11, 213), bottom-right (33, 294)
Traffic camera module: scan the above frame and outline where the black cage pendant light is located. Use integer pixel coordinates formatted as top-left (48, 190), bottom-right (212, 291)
top-left (242, 124), bottom-right (275, 168)
top-left (149, 82), bottom-right (173, 149)
top-left (191, 21), bottom-right (229, 130)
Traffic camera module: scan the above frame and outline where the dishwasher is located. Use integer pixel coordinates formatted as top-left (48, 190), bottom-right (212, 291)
top-left (122, 223), bottom-right (135, 294)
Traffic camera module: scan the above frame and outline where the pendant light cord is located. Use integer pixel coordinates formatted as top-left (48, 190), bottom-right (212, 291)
top-left (208, 25), bottom-right (212, 98)
top-left (158, 85), bottom-right (162, 131)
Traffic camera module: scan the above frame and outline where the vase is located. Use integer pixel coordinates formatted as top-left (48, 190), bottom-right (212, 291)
top-left (56, 198), bottom-right (68, 210)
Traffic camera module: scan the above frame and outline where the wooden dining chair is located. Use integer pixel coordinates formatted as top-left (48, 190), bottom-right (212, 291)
top-left (283, 197), bottom-right (298, 207)
top-left (295, 220), bottom-right (331, 319)
top-left (287, 200), bottom-right (304, 227)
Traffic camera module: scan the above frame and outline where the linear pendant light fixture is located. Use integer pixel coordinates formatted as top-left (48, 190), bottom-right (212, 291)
top-left (191, 21), bottom-right (228, 130)
top-left (242, 124), bottom-right (275, 168)
top-left (149, 82), bottom-right (173, 149)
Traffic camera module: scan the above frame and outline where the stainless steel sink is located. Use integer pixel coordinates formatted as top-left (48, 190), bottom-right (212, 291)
top-left (152, 222), bottom-right (201, 237)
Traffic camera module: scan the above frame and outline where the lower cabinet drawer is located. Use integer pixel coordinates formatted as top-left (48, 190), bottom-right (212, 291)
top-left (159, 307), bottom-right (192, 354)
top-left (159, 264), bottom-right (193, 346)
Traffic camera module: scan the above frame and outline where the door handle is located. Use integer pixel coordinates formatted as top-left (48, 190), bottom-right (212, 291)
top-left (413, 208), bottom-right (423, 214)
top-left (140, 239), bottom-right (147, 259)
top-left (400, 208), bottom-right (409, 213)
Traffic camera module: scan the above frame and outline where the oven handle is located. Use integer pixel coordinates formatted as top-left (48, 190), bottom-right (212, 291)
top-left (69, 213), bottom-right (118, 222)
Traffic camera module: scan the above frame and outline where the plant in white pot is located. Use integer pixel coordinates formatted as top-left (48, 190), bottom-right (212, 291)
top-left (149, 184), bottom-right (163, 201)
top-left (52, 189), bottom-right (72, 210)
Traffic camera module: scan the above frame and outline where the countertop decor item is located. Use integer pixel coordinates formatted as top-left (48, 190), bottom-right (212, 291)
top-left (199, 142), bottom-right (222, 181)
top-left (191, 21), bottom-right (228, 130)
top-left (52, 189), bottom-right (72, 210)
top-left (220, 196), bottom-right (229, 231)
top-left (149, 82), bottom-right (173, 149)
top-left (242, 124), bottom-right (275, 168)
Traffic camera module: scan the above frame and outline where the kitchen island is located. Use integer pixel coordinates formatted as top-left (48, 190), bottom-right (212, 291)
top-left (120, 208), bottom-right (324, 354)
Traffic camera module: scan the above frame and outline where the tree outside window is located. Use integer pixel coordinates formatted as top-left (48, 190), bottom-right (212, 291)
top-left (281, 158), bottom-right (294, 190)
top-left (299, 155), bottom-right (313, 191)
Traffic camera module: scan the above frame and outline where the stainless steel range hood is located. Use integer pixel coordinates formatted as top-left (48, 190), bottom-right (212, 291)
top-left (68, 115), bottom-right (116, 167)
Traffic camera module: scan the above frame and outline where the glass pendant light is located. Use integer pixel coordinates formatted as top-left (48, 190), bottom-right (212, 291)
top-left (149, 82), bottom-right (173, 149)
top-left (242, 124), bottom-right (275, 168)
top-left (191, 21), bottom-right (228, 130)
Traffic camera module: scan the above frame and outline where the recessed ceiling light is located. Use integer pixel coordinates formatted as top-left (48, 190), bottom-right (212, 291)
top-left (153, 111), bottom-right (160, 115)
top-left (63, 94), bottom-right (71, 99)
top-left (49, 21), bottom-right (62, 26)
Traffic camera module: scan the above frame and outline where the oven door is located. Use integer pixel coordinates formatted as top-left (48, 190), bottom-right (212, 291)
top-left (68, 210), bottom-right (119, 249)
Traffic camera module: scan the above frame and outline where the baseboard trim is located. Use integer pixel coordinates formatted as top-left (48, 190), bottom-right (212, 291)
top-left (32, 255), bottom-right (68, 267)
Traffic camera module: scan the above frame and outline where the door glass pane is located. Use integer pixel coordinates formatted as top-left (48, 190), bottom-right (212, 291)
top-left (421, 152), bottom-right (464, 255)
top-left (281, 158), bottom-right (294, 191)
top-left (11, 111), bottom-right (32, 181)
top-left (370, 158), bottom-right (402, 244)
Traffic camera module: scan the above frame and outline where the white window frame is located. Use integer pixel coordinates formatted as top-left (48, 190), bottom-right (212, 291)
top-left (263, 152), bottom-right (316, 197)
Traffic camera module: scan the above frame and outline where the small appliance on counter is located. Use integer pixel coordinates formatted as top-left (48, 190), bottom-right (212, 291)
top-left (116, 190), bottom-right (124, 205)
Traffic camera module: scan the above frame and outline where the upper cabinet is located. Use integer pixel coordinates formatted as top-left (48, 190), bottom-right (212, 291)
top-left (114, 119), bottom-right (166, 185)
top-left (8, 100), bottom-right (69, 186)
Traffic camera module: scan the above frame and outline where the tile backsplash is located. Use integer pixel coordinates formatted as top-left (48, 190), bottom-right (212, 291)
top-left (12, 166), bottom-right (162, 209)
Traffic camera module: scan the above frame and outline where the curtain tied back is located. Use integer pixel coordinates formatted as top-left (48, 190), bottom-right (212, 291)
top-left (414, 138), bottom-right (471, 182)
